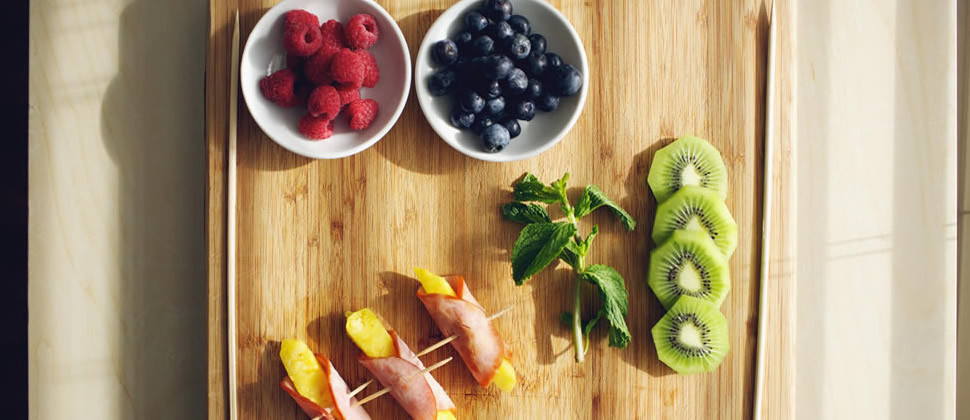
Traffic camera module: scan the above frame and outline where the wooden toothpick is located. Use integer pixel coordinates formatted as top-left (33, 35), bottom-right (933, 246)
top-left (347, 379), bottom-right (373, 399)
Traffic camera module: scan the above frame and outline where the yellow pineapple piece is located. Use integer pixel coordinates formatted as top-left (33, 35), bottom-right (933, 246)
top-left (345, 308), bottom-right (395, 358)
top-left (437, 410), bottom-right (458, 420)
top-left (491, 358), bottom-right (517, 392)
top-left (279, 339), bottom-right (334, 407)
top-left (414, 268), bottom-right (456, 296)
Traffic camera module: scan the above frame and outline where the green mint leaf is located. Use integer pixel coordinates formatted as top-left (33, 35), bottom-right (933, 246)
top-left (513, 173), bottom-right (561, 204)
top-left (583, 225), bottom-right (599, 250)
top-left (502, 202), bottom-right (552, 224)
top-left (550, 172), bottom-right (570, 203)
top-left (574, 185), bottom-right (637, 231)
top-left (560, 242), bottom-right (581, 268)
top-left (582, 265), bottom-right (631, 348)
top-left (510, 222), bottom-right (577, 284)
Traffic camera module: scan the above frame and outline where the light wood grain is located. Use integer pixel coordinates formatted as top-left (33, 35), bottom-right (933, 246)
top-left (206, 0), bottom-right (794, 418)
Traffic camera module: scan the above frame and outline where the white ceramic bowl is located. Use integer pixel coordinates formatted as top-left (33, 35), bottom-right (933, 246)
top-left (414, 0), bottom-right (589, 162)
top-left (240, 0), bottom-right (411, 159)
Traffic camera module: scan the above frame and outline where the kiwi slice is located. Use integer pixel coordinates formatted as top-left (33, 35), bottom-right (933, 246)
top-left (652, 185), bottom-right (738, 258)
top-left (647, 135), bottom-right (728, 203)
top-left (652, 295), bottom-right (730, 374)
top-left (648, 230), bottom-right (730, 310)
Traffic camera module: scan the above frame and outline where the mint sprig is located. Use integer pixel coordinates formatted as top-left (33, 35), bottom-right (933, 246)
top-left (503, 172), bottom-right (635, 363)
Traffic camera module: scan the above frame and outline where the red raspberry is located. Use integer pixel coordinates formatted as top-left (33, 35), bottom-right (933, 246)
top-left (345, 14), bottom-right (379, 49)
top-left (283, 23), bottom-right (323, 56)
top-left (330, 48), bottom-right (365, 88)
top-left (307, 85), bottom-right (341, 120)
top-left (334, 84), bottom-right (360, 106)
top-left (285, 10), bottom-right (319, 29)
top-left (259, 68), bottom-right (299, 107)
top-left (346, 99), bottom-right (379, 130)
top-left (319, 19), bottom-right (347, 51)
top-left (355, 49), bottom-right (379, 88)
top-left (286, 54), bottom-right (306, 78)
top-left (303, 50), bottom-right (335, 85)
top-left (298, 114), bottom-right (336, 140)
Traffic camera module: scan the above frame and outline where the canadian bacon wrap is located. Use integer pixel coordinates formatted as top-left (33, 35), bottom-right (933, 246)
top-left (417, 275), bottom-right (509, 387)
top-left (357, 331), bottom-right (457, 420)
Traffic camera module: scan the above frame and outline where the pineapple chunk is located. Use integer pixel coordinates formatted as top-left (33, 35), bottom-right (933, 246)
top-left (279, 339), bottom-right (333, 407)
top-left (437, 410), bottom-right (458, 420)
top-left (414, 268), bottom-right (456, 296)
top-left (491, 359), bottom-right (517, 392)
top-left (345, 308), bottom-right (395, 358)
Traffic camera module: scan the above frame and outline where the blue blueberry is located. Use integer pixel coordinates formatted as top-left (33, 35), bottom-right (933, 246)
top-left (545, 52), bottom-right (564, 68)
top-left (503, 67), bottom-right (528, 95)
top-left (512, 100), bottom-right (536, 121)
top-left (472, 115), bottom-right (495, 134)
top-left (488, 21), bottom-right (514, 41)
top-left (523, 78), bottom-right (543, 99)
top-left (546, 63), bottom-right (583, 96)
top-left (522, 51), bottom-right (548, 76)
top-left (427, 69), bottom-right (456, 96)
top-left (485, 96), bottom-right (506, 115)
top-left (464, 11), bottom-right (489, 33)
top-left (481, 123), bottom-right (511, 152)
top-left (537, 93), bottom-right (559, 112)
top-left (502, 119), bottom-right (521, 139)
top-left (482, 0), bottom-right (512, 22)
top-left (432, 39), bottom-right (459, 67)
top-left (450, 106), bottom-right (476, 129)
top-left (454, 31), bottom-right (474, 55)
top-left (505, 33), bottom-right (531, 60)
top-left (507, 15), bottom-right (530, 35)
top-left (483, 54), bottom-right (514, 80)
top-left (480, 80), bottom-right (502, 98)
top-left (527, 34), bottom-right (546, 54)
top-left (472, 35), bottom-right (495, 56)
top-left (459, 89), bottom-right (486, 113)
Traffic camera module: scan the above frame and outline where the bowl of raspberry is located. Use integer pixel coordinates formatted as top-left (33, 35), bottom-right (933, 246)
top-left (240, 0), bottom-right (411, 159)
top-left (415, 0), bottom-right (589, 162)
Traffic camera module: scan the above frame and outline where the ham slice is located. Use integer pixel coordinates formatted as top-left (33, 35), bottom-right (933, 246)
top-left (358, 331), bottom-right (456, 420)
top-left (417, 275), bottom-right (507, 387)
top-left (280, 354), bottom-right (372, 420)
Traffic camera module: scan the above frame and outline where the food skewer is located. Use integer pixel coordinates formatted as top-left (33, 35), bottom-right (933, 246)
top-left (415, 305), bottom-right (513, 358)
top-left (413, 269), bottom-right (517, 392)
top-left (352, 356), bottom-right (454, 407)
top-left (227, 9), bottom-right (240, 420)
top-left (347, 308), bottom-right (458, 420)
top-left (753, 2), bottom-right (777, 420)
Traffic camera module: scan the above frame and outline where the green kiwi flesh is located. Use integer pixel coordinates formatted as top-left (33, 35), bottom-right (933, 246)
top-left (647, 135), bottom-right (728, 203)
top-left (649, 230), bottom-right (730, 310)
top-left (652, 295), bottom-right (730, 374)
top-left (652, 185), bottom-right (738, 258)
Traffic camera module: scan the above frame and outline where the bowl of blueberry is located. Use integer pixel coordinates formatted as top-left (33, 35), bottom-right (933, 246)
top-left (415, 0), bottom-right (588, 161)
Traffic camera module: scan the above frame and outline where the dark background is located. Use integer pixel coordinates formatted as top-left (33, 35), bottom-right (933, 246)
top-left (3, 0), bottom-right (28, 416)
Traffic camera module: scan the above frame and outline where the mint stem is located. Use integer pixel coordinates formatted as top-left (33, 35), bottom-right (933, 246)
top-left (572, 254), bottom-right (586, 363)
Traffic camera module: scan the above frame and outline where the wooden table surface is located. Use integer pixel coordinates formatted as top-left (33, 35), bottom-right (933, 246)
top-left (205, 0), bottom-right (794, 419)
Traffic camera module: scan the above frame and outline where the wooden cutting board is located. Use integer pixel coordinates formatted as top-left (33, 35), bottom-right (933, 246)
top-left (205, 0), bottom-right (795, 419)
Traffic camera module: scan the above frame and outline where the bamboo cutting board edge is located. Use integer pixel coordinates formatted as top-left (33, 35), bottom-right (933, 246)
top-left (206, 0), bottom-right (796, 418)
